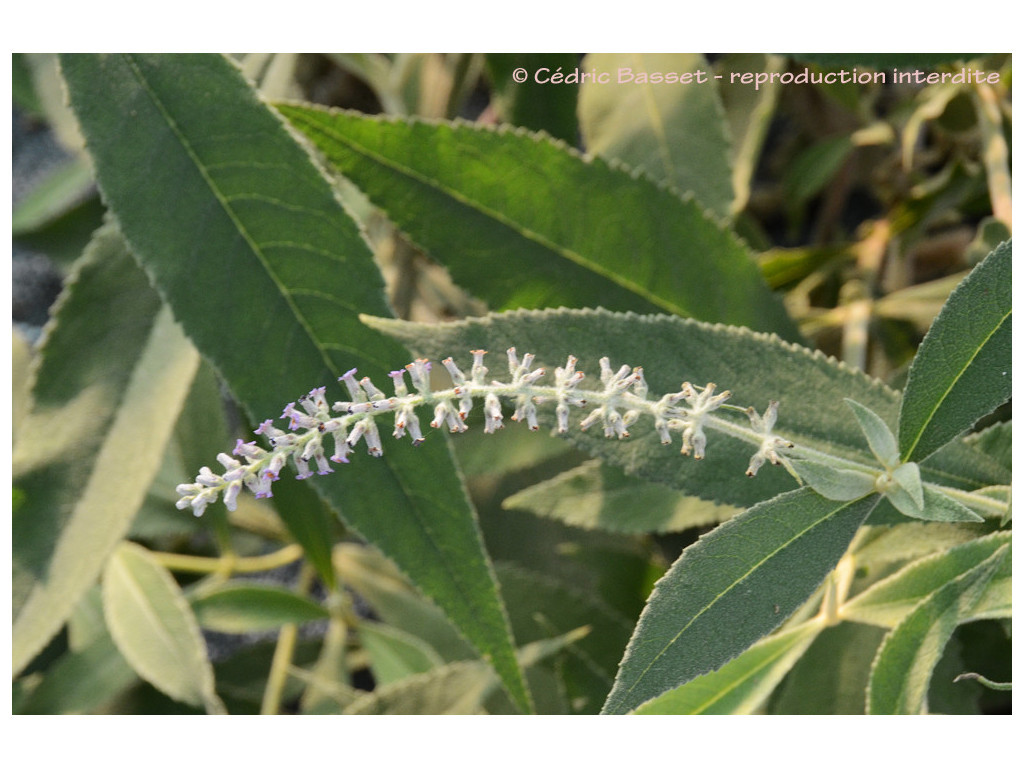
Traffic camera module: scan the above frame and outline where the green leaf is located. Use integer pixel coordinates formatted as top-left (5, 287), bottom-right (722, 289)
top-left (601, 488), bottom-right (878, 714)
top-left (190, 582), bottom-right (330, 633)
top-left (841, 531), bottom-right (1011, 628)
top-left (367, 307), bottom-right (896, 509)
top-left (890, 462), bottom-right (925, 511)
top-left (577, 53), bottom-right (733, 218)
top-left (333, 543), bottom-right (476, 662)
top-left (503, 459), bottom-right (740, 534)
top-left (344, 631), bottom-right (587, 715)
top-left (789, 459), bottom-right (876, 501)
top-left (496, 563), bottom-right (635, 714)
top-left (12, 225), bottom-right (200, 676)
top-left (299, 617), bottom-right (356, 714)
top-left (851, 522), bottom-right (980, 571)
top-left (866, 544), bottom-right (1007, 713)
top-left (484, 53), bottom-right (578, 143)
top-left (344, 660), bottom-right (496, 715)
top-left (845, 398), bottom-right (899, 467)
top-left (768, 622), bottom-right (887, 714)
top-left (277, 103), bottom-right (799, 340)
top-left (15, 632), bottom-right (137, 714)
top-left (103, 541), bottom-right (225, 714)
top-left (632, 619), bottom-right (824, 714)
top-left (783, 135), bottom-right (855, 207)
top-left (915, 485), bottom-right (984, 523)
top-left (11, 155), bottom-right (96, 235)
top-left (358, 621), bottom-right (445, 686)
top-left (718, 53), bottom-right (784, 214)
top-left (59, 53), bottom-right (529, 712)
top-left (963, 420), bottom-right (1011, 473)
top-left (898, 241), bottom-right (1011, 462)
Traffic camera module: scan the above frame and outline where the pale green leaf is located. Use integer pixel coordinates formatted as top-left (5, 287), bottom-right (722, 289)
top-left (299, 617), bottom-right (357, 714)
top-left (502, 459), bottom-right (740, 534)
top-left (343, 631), bottom-right (588, 715)
top-left (963, 420), bottom-right (1011, 473)
top-left (60, 53), bottom-right (528, 712)
top-left (12, 225), bottom-right (199, 676)
top-left (789, 459), bottom-right (876, 501)
top-left (842, 531), bottom-right (1011, 628)
top-left (866, 544), bottom-right (1007, 713)
top-left (344, 661), bottom-right (495, 715)
top-left (358, 621), bottom-right (445, 686)
top-left (851, 523), bottom-right (980, 571)
top-left (914, 485), bottom-right (984, 523)
top-left (898, 241), bottom-right (1011, 462)
top-left (278, 102), bottom-right (799, 340)
top-left (718, 53), bottom-right (784, 213)
top-left (601, 488), bottom-right (878, 714)
top-left (578, 53), bottom-right (733, 217)
top-left (103, 541), bottom-right (225, 714)
top-left (845, 398), bottom-right (899, 467)
top-left (890, 462), bottom-right (925, 511)
top-left (11, 155), bottom-right (95, 235)
top-left (632, 620), bottom-right (824, 714)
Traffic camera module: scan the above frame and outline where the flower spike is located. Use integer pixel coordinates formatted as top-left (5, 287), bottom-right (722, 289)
top-left (175, 351), bottom-right (793, 516)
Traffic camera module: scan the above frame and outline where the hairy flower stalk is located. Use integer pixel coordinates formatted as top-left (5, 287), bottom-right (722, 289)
top-left (176, 349), bottom-right (795, 517)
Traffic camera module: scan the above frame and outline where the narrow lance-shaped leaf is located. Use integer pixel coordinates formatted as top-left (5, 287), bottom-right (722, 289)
top-left (898, 241), bottom-right (1011, 462)
top-left (632, 619), bottom-right (824, 715)
top-left (277, 102), bottom-right (800, 341)
top-left (12, 225), bottom-right (200, 676)
top-left (578, 52), bottom-right (734, 218)
top-left (103, 542), bottom-right (226, 714)
top-left (59, 53), bottom-right (529, 712)
top-left (602, 488), bottom-right (879, 714)
top-left (841, 532), bottom-right (1012, 628)
top-left (866, 544), bottom-right (1008, 714)
top-left (503, 459), bottom-right (740, 535)
top-left (190, 583), bottom-right (330, 633)
top-left (367, 308), bottom-right (1005, 510)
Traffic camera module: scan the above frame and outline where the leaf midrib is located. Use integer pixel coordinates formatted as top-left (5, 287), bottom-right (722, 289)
top-left (616, 492), bottom-right (874, 710)
top-left (901, 306), bottom-right (1011, 461)
top-left (284, 107), bottom-right (693, 317)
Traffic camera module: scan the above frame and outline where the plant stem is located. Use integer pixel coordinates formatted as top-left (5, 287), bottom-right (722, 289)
top-left (151, 544), bottom-right (304, 575)
top-left (261, 561), bottom-right (317, 715)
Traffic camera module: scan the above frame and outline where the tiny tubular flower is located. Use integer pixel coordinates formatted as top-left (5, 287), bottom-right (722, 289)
top-left (282, 402), bottom-right (320, 431)
top-left (442, 357), bottom-right (467, 387)
top-left (405, 359), bottom-right (432, 393)
top-left (360, 377), bottom-right (387, 402)
top-left (470, 350), bottom-right (488, 385)
top-left (483, 392), bottom-right (504, 433)
top-left (389, 369), bottom-right (409, 398)
top-left (744, 401), bottom-right (794, 477)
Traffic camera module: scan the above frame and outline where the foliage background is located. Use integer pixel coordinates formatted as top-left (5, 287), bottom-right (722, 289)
top-left (11, 52), bottom-right (1011, 716)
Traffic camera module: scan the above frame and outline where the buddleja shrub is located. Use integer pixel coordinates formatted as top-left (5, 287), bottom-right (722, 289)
top-left (13, 53), bottom-right (1010, 716)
